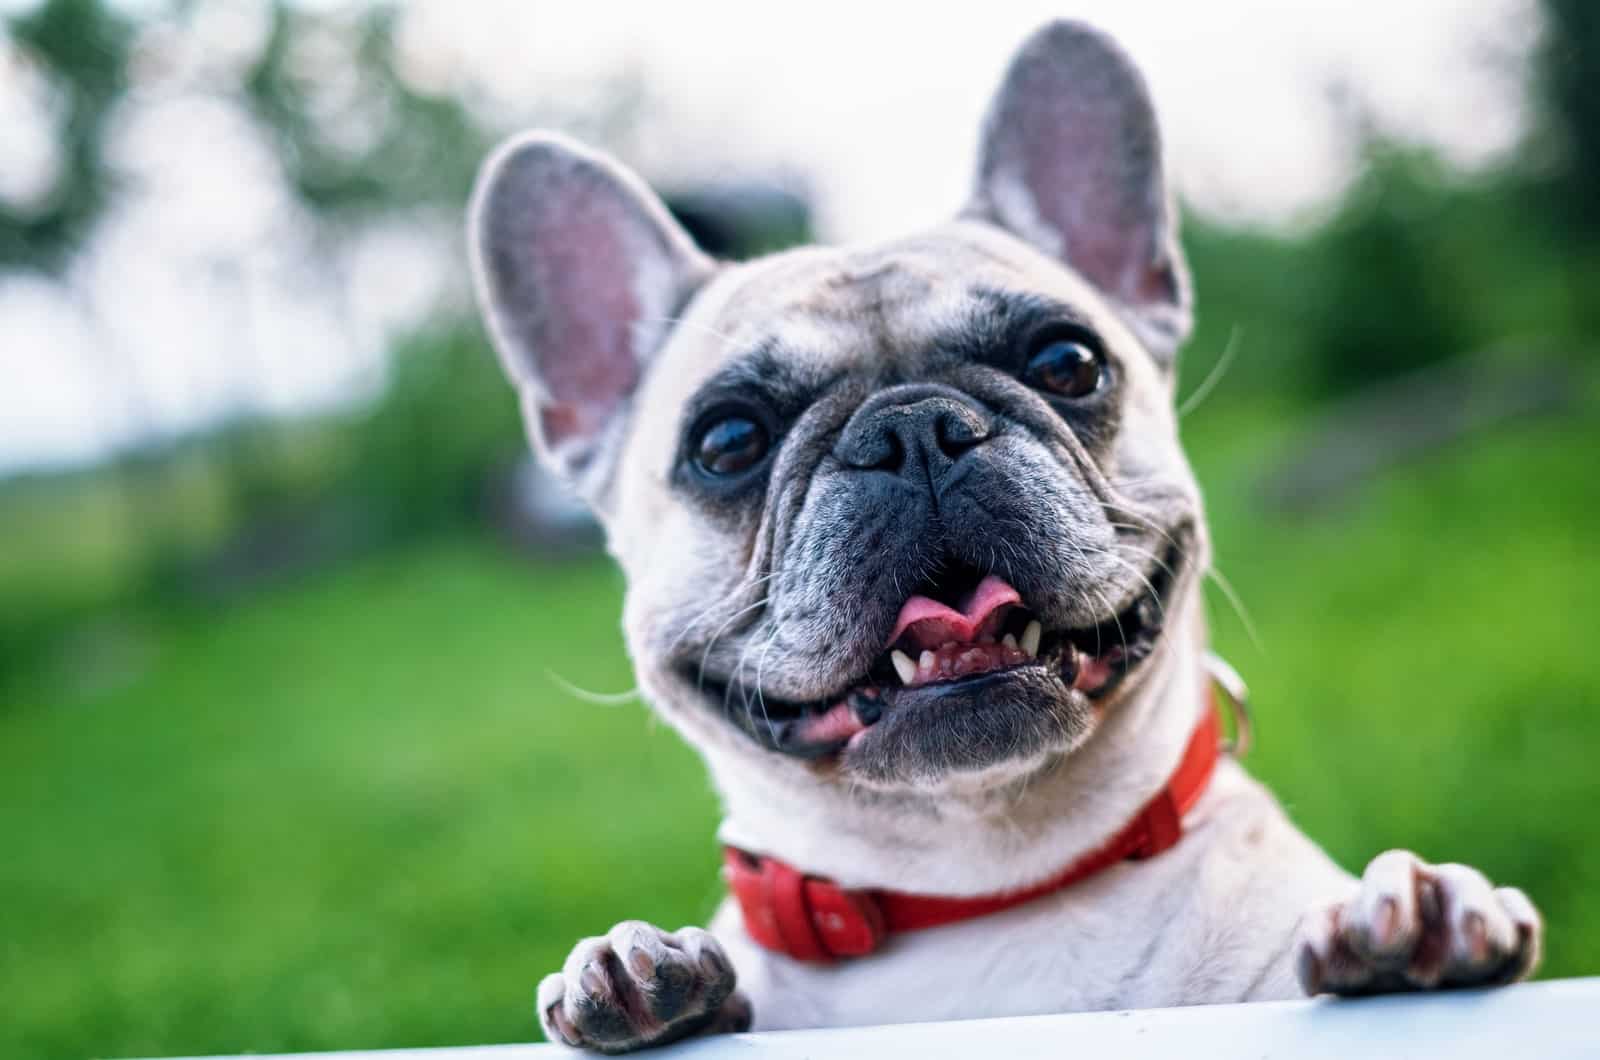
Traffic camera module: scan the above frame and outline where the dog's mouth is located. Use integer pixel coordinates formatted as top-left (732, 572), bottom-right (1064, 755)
top-left (687, 541), bottom-right (1185, 761)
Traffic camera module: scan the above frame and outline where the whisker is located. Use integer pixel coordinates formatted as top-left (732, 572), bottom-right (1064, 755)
top-left (1103, 506), bottom-right (1191, 568)
top-left (726, 601), bottom-right (784, 731)
top-left (635, 314), bottom-right (744, 349)
top-left (1086, 585), bottom-right (1119, 658)
top-left (544, 671), bottom-right (641, 705)
top-left (663, 572), bottom-right (778, 659)
top-left (751, 620), bottom-right (787, 735)
top-left (1072, 542), bottom-right (1160, 635)
top-left (1105, 518), bottom-right (1182, 554)
top-left (1177, 324), bottom-right (1242, 419)
top-left (998, 535), bottom-right (1026, 576)
top-left (1100, 550), bottom-right (1168, 626)
top-left (1206, 566), bottom-right (1265, 655)
top-left (719, 625), bottom-right (762, 725)
top-left (697, 594), bottom-right (771, 693)
top-left (1105, 474), bottom-right (1173, 489)
top-left (1058, 540), bottom-right (1117, 630)
top-left (1106, 535), bottom-right (1178, 583)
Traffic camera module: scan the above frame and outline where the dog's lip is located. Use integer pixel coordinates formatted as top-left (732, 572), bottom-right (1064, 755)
top-left (684, 534), bottom-right (1189, 760)
top-left (777, 662), bottom-right (1061, 758)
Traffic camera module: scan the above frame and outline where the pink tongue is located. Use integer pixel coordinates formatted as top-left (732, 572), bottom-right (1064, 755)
top-left (796, 700), bottom-right (867, 745)
top-left (888, 574), bottom-right (1023, 652)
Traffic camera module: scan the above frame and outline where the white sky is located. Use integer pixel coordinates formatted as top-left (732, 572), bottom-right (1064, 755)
top-left (0, 0), bottom-right (1537, 472)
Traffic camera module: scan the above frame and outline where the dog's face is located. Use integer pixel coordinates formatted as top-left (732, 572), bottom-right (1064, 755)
top-left (471, 22), bottom-right (1206, 793)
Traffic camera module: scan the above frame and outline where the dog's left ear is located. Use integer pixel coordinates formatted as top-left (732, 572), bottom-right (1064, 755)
top-left (469, 132), bottom-right (714, 507)
top-left (964, 21), bottom-right (1191, 361)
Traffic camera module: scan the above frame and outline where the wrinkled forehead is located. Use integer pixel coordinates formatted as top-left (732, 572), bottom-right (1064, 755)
top-left (651, 222), bottom-right (1127, 402)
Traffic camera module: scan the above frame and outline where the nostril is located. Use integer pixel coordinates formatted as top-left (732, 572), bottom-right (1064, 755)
top-left (838, 427), bottom-right (904, 471)
top-left (835, 389), bottom-right (993, 476)
top-left (866, 432), bottom-right (905, 472)
top-left (936, 412), bottom-right (990, 459)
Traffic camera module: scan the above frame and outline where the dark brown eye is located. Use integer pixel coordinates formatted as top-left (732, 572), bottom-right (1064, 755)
top-left (694, 415), bottom-right (769, 476)
top-left (1024, 338), bottom-right (1104, 398)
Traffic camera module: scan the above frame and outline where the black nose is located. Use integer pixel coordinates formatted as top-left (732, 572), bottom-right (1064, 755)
top-left (834, 386), bottom-right (995, 484)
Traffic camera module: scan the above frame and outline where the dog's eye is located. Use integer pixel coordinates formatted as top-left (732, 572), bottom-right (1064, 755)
top-left (694, 415), bottom-right (769, 476)
top-left (1024, 336), bottom-right (1104, 398)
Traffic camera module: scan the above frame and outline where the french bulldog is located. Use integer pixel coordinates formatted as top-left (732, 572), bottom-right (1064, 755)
top-left (468, 20), bottom-right (1543, 1054)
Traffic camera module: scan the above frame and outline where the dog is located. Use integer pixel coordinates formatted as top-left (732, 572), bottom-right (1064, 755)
top-left (468, 21), bottom-right (1543, 1053)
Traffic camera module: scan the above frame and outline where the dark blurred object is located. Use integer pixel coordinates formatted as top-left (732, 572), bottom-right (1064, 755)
top-left (1533, 0), bottom-right (1600, 238)
top-left (1530, 0), bottom-right (1600, 343)
top-left (666, 183), bottom-right (811, 261)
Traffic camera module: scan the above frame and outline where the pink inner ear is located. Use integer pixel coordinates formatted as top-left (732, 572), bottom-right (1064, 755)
top-left (528, 205), bottom-right (644, 449)
top-left (974, 23), bottom-right (1179, 319)
top-left (1016, 103), bottom-right (1156, 304)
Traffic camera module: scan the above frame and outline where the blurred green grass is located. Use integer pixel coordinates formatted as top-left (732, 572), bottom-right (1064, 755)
top-left (2, 400), bottom-right (1598, 1059)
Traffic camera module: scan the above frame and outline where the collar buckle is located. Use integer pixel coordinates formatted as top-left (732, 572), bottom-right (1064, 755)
top-left (1206, 651), bottom-right (1252, 757)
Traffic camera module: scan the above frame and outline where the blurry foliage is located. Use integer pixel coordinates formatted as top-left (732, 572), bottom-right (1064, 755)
top-left (1299, 147), bottom-right (1476, 396)
top-left (0, 0), bottom-right (513, 673)
top-left (0, 1), bottom-right (819, 675)
top-left (243, 3), bottom-right (485, 217)
top-left (340, 320), bottom-right (523, 532)
top-left (0, 0), bottom-right (488, 266)
top-left (0, 0), bottom-right (132, 269)
top-left (1182, 142), bottom-right (1596, 405)
top-left (1533, 0), bottom-right (1600, 237)
top-left (0, 323), bottom-right (524, 683)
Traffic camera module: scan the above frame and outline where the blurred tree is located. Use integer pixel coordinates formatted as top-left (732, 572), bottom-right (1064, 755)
top-left (1533, 0), bottom-right (1600, 238)
top-left (0, 0), bottom-right (131, 270)
top-left (0, 0), bottom-right (818, 628)
top-left (1298, 145), bottom-right (1477, 398)
top-left (243, 3), bottom-right (486, 219)
top-left (342, 320), bottom-right (523, 536)
top-left (1529, 0), bottom-right (1600, 342)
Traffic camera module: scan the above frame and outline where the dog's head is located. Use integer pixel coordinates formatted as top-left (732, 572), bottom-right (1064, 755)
top-left (471, 22), bottom-right (1205, 793)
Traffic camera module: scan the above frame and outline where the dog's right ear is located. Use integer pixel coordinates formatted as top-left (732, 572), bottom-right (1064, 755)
top-left (469, 133), bottom-right (714, 506)
top-left (964, 21), bottom-right (1190, 361)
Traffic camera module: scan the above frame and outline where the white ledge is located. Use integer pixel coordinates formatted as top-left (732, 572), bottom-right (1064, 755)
top-left (167, 977), bottom-right (1599, 1060)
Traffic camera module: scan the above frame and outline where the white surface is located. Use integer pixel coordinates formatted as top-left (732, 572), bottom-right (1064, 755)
top-left (167, 977), bottom-right (1599, 1059)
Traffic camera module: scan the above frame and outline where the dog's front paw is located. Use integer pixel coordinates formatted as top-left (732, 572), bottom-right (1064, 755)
top-left (1296, 849), bottom-right (1542, 996)
top-left (538, 921), bottom-right (749, 1053)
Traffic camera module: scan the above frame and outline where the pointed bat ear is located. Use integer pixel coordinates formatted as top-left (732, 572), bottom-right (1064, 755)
top-left (964, 21), bottom-right (1191, 361)
top-left (469, 132), bottom-right (714, 505)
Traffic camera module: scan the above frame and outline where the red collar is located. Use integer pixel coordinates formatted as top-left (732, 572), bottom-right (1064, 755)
top-left (723, 699), bottom-right (1221, 962)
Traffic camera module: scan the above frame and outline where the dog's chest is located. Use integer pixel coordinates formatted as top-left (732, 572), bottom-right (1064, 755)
top-left (711, 771), bottom-right (1350, 1030)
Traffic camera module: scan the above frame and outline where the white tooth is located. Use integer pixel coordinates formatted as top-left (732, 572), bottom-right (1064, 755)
top-left (1020, 621), bottom-right (1042, 658)
top-left (891, 649), bottom-right (917, 685)
top-left (1002, 633), bottom-right (1018, 651)
top-left (919, 649), bottom-right (936, 673)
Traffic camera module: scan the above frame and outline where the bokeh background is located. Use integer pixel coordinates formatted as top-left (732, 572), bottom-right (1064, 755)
top-left (2, 1), bottom-right (1597, 1056)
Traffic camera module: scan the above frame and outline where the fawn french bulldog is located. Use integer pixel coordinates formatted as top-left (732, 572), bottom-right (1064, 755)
top-left (469, 20), bottom-right (1542, 1053)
